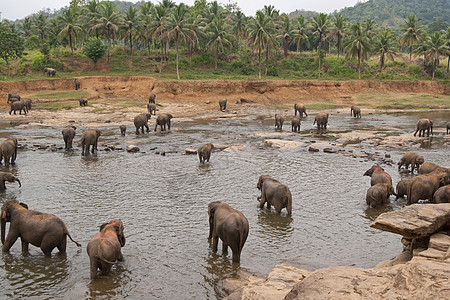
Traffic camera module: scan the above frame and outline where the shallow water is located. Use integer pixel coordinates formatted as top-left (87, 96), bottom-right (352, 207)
top-left (0, 110), bottom-right (449, 299)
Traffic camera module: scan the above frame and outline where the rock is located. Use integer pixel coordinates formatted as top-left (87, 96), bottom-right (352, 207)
top-left (126, 145), bottom-right (140, 153)
top-left (428, 232), bottom-right (450, 252)
top-left (264, 139), bottom-right (306, 150)
top-left (308, 146), bottom-right (319, 152)
top-left (185, 148), bottom-right (197, 155)
top-left (323, 147), bottom-right (337, 153)
top-left (205, 101), bottom-right (210, 104)
top-left (105, 120), bottom-right (111, 123)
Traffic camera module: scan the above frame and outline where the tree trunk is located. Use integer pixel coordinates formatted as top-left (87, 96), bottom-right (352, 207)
top-left (176, 35), bottom-right (180, 80)
top-left (358, 53), bottom-right (361, 80)
top-left (215, 44), bottom-right (218, 69)
top-left (69, 32), bottom-right (74, 60)
top-left (129, 27), bottom-right (133, 56)
top-left (107, 28), bottom-right (110, 63)
top-left (446, 55), bottom-right (449, 79)
top-left (379, 53), bottom-right (384, 80)
top-left (258, 46), bottom-right (261, 80)
top-left (283, 39), bottom-right (288, 57)
top-left (265, 44), bottom-right (269, 76)
top-left (408, 46), bottom-right (412, 72)
top-left (318, 41), bottom-right (321, 80)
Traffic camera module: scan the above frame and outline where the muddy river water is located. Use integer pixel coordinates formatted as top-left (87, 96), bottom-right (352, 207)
top-left (0, 110), bottom-right (449, 299)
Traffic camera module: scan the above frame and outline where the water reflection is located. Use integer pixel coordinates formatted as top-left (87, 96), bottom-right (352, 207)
top-left (256, 210), bottom-right (293, 240)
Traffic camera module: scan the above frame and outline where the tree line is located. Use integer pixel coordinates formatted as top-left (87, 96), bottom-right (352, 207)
top-left (0, 0), bottom-right (449, 80)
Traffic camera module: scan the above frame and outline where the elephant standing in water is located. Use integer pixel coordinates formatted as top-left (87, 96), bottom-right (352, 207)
top-left (147, 103), bottom-right (157, 115)
top-left (413, 118), bottom-right (433, 137)
top-left (313, 112), bottom-right (329, 130)
top-left (274, 114), bottom-right (284, 130)
top-left (447, 123), bottom-right (450, 134)
top-left (87, 219), bottom-right (126, 280)
top-left (418, 162), bottom-right (442, 174)
top-left (407, 169), bottom-right (449, 204)
top-left (198, 143), bottom-right (214, 163)
top-left (219, 99), bottom-right (227, 111)
top-left (134, 113), bottom-right (151, 134)
top-left (366, 183), bottom-right (396, 208)
top-left (294, 103), bottom-right (308, 117)
top-left (291, 116), bottom-right (301, 132)
top-left (0, 138), bottom-right (18, 166)
top-left (257, 175), bottom-right (292, 216)
top-left (0, 172), bottom-right (21, 191)
top-left (350, 106), bottom-right (361, 118)
top-left (433, 185), bottom-right (449, 203)
top-left (208, 201), bottom-right (249, 263)
top-left (155, 114), bottom-right (173, 132)
top-left (396, 179), bottom-right (413, 200)
top-left (364, 165), bottom-right (393, 186)
top-left (9, 101), bottom-right (27, 115)
top-left (62, 126), bottom-right (76, 150)
top-left (397, 152), bottom-right (424, 173)
top-left (120, 125), bottom-right (127, 136)
top-left (1, 200), bottom-right (81, 256)
top-left (81, 129), bottom-right (101, 156)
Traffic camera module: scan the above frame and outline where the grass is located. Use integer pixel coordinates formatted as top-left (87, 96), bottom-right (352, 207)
top-left (36, 101), bottom-right (79, 111)
top-left (28, 90), bottom-right (90, 100)
top-left (354, 93), bottom-right (450, 109)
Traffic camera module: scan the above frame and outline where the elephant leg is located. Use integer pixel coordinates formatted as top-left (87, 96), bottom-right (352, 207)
top-left (212, 236), bottom-right (219, 252)
top-left (57, 237), bottom-right (67, 253)
top-left (89, 257), bottom-right (99, 279)
top-left (259, 193), bottom-right (266, 209)
top-left (232, 249), bottom-right (240, 263)
top-left (2, 231), bottom-right (20, 252)
top-left (101, 262), bottom-right (112, 276)
top-left (222, 242), bottom-right (228, 253)
top-left (145, 125), bottom-right (149, 133)
top-left (21, 239), bottom-right (29, 253)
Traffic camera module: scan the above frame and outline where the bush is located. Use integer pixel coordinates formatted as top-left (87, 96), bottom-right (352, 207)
top-left (191, 53), bottom-right (215, 67)
top-left (25, 35), bottom-right (40, 50)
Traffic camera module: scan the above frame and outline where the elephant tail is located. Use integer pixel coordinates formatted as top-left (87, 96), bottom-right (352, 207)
top-left (63, 224), bottom-right (81, 247)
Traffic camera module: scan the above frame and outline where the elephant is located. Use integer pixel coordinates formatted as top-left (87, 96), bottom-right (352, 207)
top-left (0, 172), bottom-right (21, 191)
top-left (350, 106), bottom-right (361, 118)
top-left (294, 103), bottom-right (308, 117)
top-left (62, 126), bottom-right (76, 150)
top-left (447, 123), bottom-right (450, 134)
top-left (134, 113), bottom-right (151, 134)
top-left (407, 169), bottom-right (449, 204)
top-left (257, 175), bottom-right (292, 216)
top-left (1, 200), bottom-right (81, 256)
top-left (79, 98), bottom-right (88, 106)
top-left (418, 162), bottom-right (441, 174)
top-left (274, 114), bottom-right (284, 130)
top-left (0, 138), bottom-right (18, 166)
top-left (364, 165), bottom-right (393, 186)
top-left (22, 99), bottom-right (32, 112)
top-left (208, 201), bottom-right (249, 263)
top-left (433, 185), bottom-right (449, 203)
top-left (291, 116), bottom-right (301, 132)
top-left (154, 114), bottom-right (173, 132)
top-left (86, 219), bottom-right (126, 280)
top-left (119, 125), bottom-right (126, 136)
top-left (9, 101), bottom-right (27, 115)
top-left (396, 179), bottom-right (413, 200)
top-left (413, 118), bottom-right (433, 137)
top-left (397, 152), bottom-right (424, 173)
top-left (219, 98), bottom-right (227, 111)
top-left (7, 93), bottom-right (21, 102)
top-left (147, 103), bottom-right (157, 115)
top-left (313, 112), bottom-right (329, 130)
top-left (44, 67), bottom-right (56, 77)
top-left (198, 143), bottom-right (214, 163)
top-left (74, 78), bottom-right (80, 90)
top-left (148, 94), bottom-right (156, 104)
top-left (81, 129), bottom-right (101, 156)
top-left (366, 183), bottom-right (396, 208)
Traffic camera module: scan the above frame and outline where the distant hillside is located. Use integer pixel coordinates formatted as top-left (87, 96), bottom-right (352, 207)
top-left (288, 10), bottom-right (318, 19)
top-left (338, 0), bottom-right (450, 27)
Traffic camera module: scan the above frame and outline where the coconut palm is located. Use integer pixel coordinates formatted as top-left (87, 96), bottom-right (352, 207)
top-left (150, 4), bottom-right (169, 65)
top-left (83, 0), bottom-right (101, 39)
top-left (231, 9), bottom-right (246, 47)
top-left (344, 22), bottom-right (370, 80)
top-left (292, 15), bottom-right (310, 53)
top-left (419, 31), bottom-right (448, 80)
top-left (262, 5), bottom-right (279, 75)
top-left (32, 12), bottom-right (49, 42)
top-left (309, 13), bottom-right (330, 80)
top-left (373, 28), bottom-right (397, 79)
top-left (124, 6), bottom-right (139, 56)
top-left (444, 27), bottom-right (450, 79)
top-left (278, 14), bottom-right (296, 57)
top-left (138, 2), bottom-right (154, 54)
top-left (331, 14), bottom-right (347, 57)
top-left (206, 17), bottom-right (232, 68)
top-left (400, 15), bottom-right (424, 72)
top-left (57, 8), bottom-right (83, 59)
top-left (18, 17), bottom-right (33, 39)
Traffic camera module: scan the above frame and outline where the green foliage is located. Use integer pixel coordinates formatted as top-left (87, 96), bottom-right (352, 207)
top-left (24, 35), bottom-right (40, 49)
top-left (84, 37), bottom-right (107, 65)
top-left (0, 30), bottom-right (25, 65)
top-left (191, 53), bottom-right (215, 67)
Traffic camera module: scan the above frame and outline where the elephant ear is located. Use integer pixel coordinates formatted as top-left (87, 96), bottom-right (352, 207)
top-left (99, 223), bottom-right (109, 232)
top-left (19, 202), bottom-right (28, 209)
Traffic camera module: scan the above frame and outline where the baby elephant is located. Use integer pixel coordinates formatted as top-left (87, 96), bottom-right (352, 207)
top-left (219, 99), bottom-right (227, 111)
top-left (366, 183), bottom-right (396, 208)
top-left (433, 185), bottom-right (449, 203)
top-left (147, 103), bottom-right (157, 115)
top-left (62, 126), bottom-right (76, 150)
top-left (79, 98), bottom-right (88, 106)
top-left (274, 114), bottom-right (284, 130)
top-left (208, 201), bottom-right (249, 263)
top-left (395, 179), bottom-right (413, 200)
top-left (119, 125), bottom-right (126, 136)
top-left (87, 219), bottom-right (126, 280)
top-left (398, 152), bottom-right (424, 173)
top-left (0, 172), bottom-right (21, 191)
top-left (198, 143), bottom-right (214, 163)
top-left (291, 116), bottom-right (301, 132)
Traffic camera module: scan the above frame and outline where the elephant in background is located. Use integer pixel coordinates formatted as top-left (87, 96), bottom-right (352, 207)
top-left (257, 175), bottom-right (292, 216)
top-left (9, 101), bottom-right (27, 115)
top-left (0, 172), bottom-right (21, 191)
top-left (198, 143), bottom-right (214, 163)
top-left (1, 200), bottom-right (81, 256)
top-left (294, 103), bottom-right (308, 117)
top-left (79, 98), bottom-right (88, 106)
top-left (364, 165), bottom-right (393, 186)
top-left (366, 183), bottom-right (396, 208)
top-left (62, 126), bottom-right (76, 150)
top-left (23, 99), bottom-right (32, 112)
top-left (147, 103), bottom-right (157, 115)
top-left (433, 185), bottom-right (449, 203)
top-left (87, 219), bottom-right (126, 280)
top-left (0, 138), bottom-right (18, 166)
top-left (350, 106), bottom-right (361, 118)
top-left (120, 125), bottom-right (126, 136)
top-left (447, 123), bottom-right (449, 134)
top-left (413, 118), bottom-right (433, 137)
top-left (313, 112), bottom-right (329, 130)
top-left (74, 78), bottom-right (80, 90)
top-left (208, 201), bottom-right (249, 263)
top-left (407, 169), bottom-right (449, 204)
top-left (7, 93), bottom-right (21, 102)
top-left (291, 116), bottom-right (301, 132)
top-left (134, 113), bottom-right (151, 134)
top-left (219, 99), bottom-right (227, 111)
top-left (148, 94), bottom-right (156, 104)
top-left (155, 114), bottom-right (173, 132)
top-left (396, 179), bottom-right (412, 200)
top-left (419, 162), bottom-right (442, 174)
top-left (274, 114), bottom-right (284, 130)
top-left (81, 129), bottom-right (101, 156)
top-left (44, 67), bottom-right (56, 77)
top-left (397, 152), bottom-right (424, 173)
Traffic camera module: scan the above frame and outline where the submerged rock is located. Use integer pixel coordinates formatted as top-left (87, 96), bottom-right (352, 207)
top-left (126, 145), bottom-right (140, 153)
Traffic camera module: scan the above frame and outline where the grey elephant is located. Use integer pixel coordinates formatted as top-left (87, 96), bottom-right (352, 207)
top-left (418, 162), bottom-right (442, 174)
top-left (9, 101), bottom-right (27, 115)
top-left (447, 123), bottom-right (449, 134)
top-left (413, 118), bottom-right (433, 137)
top-left (7, 93), bottom-right (21, 102)
top-left (23, 99), bottom-right (32, 112)
top-left (350, 106), bottom-right (361, 118)
top-left (208, 201), bottom-right (249, 263)
top-left (62, 126), bottom-right (76, 150)
top-left (155, 114), bottom-right (173, 132)
top-left (313, 112), bottom-right (329, 130)
top-left (198, 143), bottom-right (214, 163)
top-left (147, 103), bottom-right (157, 115)
top-left (148, 94), bottom-right (156, 104)
top-left (395, 179), bottom-right (413, 200)
top-left (397, 152), bottom-right (424, 173)
top-left (79, 98), bottom-right (88, 106)
top-left (1, 200), bottom-right (81, 256)
top-left (81, 129), bottom-right (101, 156)
top-left (257, 175), bottom-right (292, 216)
top-left (0, 172), bottom-right (21, 191)
top-left (366, 183), bottom-right (396, 208)
top-left (364, 165), bottom-right (393, 186)
top-left (134, 113), bottom-right (151, 134)
top-left (74, 78), bottom-right (80, 90)
top-left (433, 185), bottom-right (449, 203)
top-left (219, 99), bottom-right (227, 111)
top-left (291, 116), bottom-right (301, 132)
top-left (294, 103), bottom-right (308, 117)
top-left (44, 67), bottom-right (56, 77)
top-left (86, 219), bottom-right (126, 280)
top-left (274, 114), bottom-right (284, 130)
top-left (0, 138), bottom-right (18, 166)
top-left (407, 169), bottom-right (449, 204)
top-left (120, 125), bottom-right (126, 136)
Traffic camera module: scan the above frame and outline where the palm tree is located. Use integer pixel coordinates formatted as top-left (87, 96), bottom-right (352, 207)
top-left (150, 4), bottom-right (169, 66)
top-left (18, 17), bottom-right (33, 39)
top-left (344, 23), bottom-right (370, 80)
top-left (444, 27), bottom-right (450, 79)
top-left (138, 2), bottom-right (154, 54)
top-left (292, 16), bottom-right (309, 53)
top-left (420, 31), bottom-right (448, 80)
top-left (32, 12), bottom-right (49, 42)
top-left (83, 0), bottom-right (101, 39)
top-left (309, 13), bottom-right (330, 80)
top-left (262, 5), bottom-right (279, 75)
top-left (206, 17), bottom-right (232, 68)
top-left (278, 14), bottom-right (295, 57)
top-left (124, 6), bottom-right (139, 56)
top-left (57, 8), bottom-right (83, 59)
top-left (331, 14), bottom-right (347, 57)
top-left (231, 9), bottom-right (246, 47)
top-left (362, 18), bottom-right (377, 41)
top-left (373, 28), bottom-right (397, 79)
top-left (400, 15), bottom-right (424, 72)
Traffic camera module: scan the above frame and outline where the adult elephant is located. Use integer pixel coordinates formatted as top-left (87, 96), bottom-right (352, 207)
top-left (208, 201), bottom-right (249, 263)
top-left (9, 101), bottom-right (27, 115)
top-left (0, 138), bottom-right (18, 166)
top-left (219, 99), bottom-right (227, 111)
top-left (134, 113), bottom-right (151, 134)
top-left (274, 114), bottom-right (284, 131)
top-left (396, 179), bottom-right (413, 200)
top-left (418, 162), bottom-right (442, 174)
top-left (350, 106), bottom-right (361, 118)
top-left (257, 175), bottom-right (292, 216)
top-left (313, 112), bottom-right (329, 130)
top-left (364, 165), bottom-right (393, 186)
top-left (198, 143), bottom-right (214, 163)
top-left (86, 219), bottom-right (126, 280)
top-left (294, 103), bottom-right (308, 117)
top-left (413, 118), bottom-right (433, 137)
top-left (62, 126), bottom-right (76, 150)
top-left (407, 169), bottom-right (449, 204)
top-left (148, 94), bottom-right (156, 104)
top-left (397, 152), bottom-right (424, 173)
top-left (155, 114), bottom-right (173, 132)
top-left (291, 116), bottom-right (301, 132)
top-left (23, 99), bottom-right (32, 112)
top-left (366, 183), bottom-right (396, 208)
top-left (0, 172), bottom-right (21, 191)
top-left (147, 103), bottom-right (157, 115)
top-left (433, 185), bottom-right (449, 203)
top-left (1, 200), bottom-right (81, 256)
top-left (81, 129), bottom-right (101, 156)
top-left (44, 67), bottom-right (56, 77)
top-left (74, 78), bottom-right (80, 90)
top-left (7, 93), bottom-right (21, 102)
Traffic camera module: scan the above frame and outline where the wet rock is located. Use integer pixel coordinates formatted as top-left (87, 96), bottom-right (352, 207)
top-left (105, 120), bottom-right (111, 123)
top-left (126, 145), bottom-right (140, 153)
top-left (185, 148), bottom-right (197, 155)
top-left (323, 147), bottom-right (337, 153)
top-left (308, 146), bottom-right (319, 152)
top-left (205, 101), bottom-right (210, 104)
top-left (264, 139), bottom-right (306, 150)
